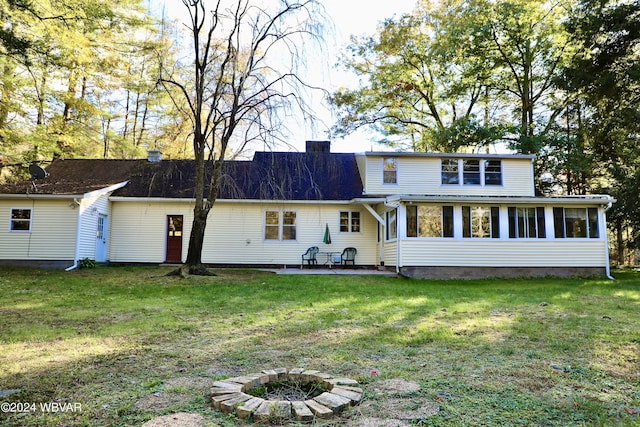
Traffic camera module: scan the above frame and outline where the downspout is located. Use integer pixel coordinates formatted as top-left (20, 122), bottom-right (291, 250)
top-left (66, 198), bottom-right (82, 271)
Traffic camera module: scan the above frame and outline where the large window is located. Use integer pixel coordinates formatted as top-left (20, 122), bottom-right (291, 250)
top-left (340, 211), bottom-right (361, 233)
top-left (462, 206), bottom-right (500, 238)
top-left (442, 159), bottom-right (502, 186)
top-left (10, 208), bottom-right (32, 231)
top-left (383, 157), bottom-right (397, 184)
top-left (264, 210), bottom-right (296, 240)
top-left (386, 209), bottom-right (397, 240)
top-left (508, 207), bottom-right (546, 238)
top-left (553, 207), bottom-right (599, 238)
top-left (406, 205), bottom-right (454, 238)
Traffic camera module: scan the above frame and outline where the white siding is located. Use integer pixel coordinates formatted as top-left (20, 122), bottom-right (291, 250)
top-left (109, 200), bottom-right (379, 265)
top-left (0, 199), bottom-right (77, 260)
top-left (110, 201), bottom-right (192, 263)
top-left (383, 241), bottom-right (398, 267)
top-left (76, 193), bottom-right (112, 261)
top-left (399, 240), bottom-right (607, 267)
top-left (363, 156), bottom-right (534, 197)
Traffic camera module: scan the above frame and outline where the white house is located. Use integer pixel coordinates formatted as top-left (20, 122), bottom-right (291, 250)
top-left (0, 141), bottom-right (614, 278)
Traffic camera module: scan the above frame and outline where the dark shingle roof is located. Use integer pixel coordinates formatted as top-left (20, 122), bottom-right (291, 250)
top-left (0, 152), bottom-right (364, 201)
top-left (0, 159), bottom-right (142, 195)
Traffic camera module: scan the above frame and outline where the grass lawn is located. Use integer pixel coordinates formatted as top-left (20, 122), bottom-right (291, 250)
top-left (0, 266), bottom-right (638, 426)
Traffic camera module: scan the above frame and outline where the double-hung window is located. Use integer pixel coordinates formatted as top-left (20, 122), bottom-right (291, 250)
top-left (462, 206), bottom-right (500, 238)
top-left (508, 207), bottom-right (546, 238)
top-left (484, 160), bottom-right (502, 185)
top-left (264, 210), bottom-right (296, 241)
top-left (383, 157), bottom-right (397, 184)
top-left (406, 205), bottom-right (454, 238)
top-left (10, 208), bottom-right (32, 232)
top-left (553, 207), bottom-right (599, 238)
top-left (463, 160), bottom-right (481, 185)
top-left (340, 211), bottom-right (361, 233)
top-left (441, 159), bottom-right (459, 184)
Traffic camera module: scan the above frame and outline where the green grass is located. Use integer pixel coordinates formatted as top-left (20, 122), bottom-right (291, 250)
top-left (0, 267), bottom-right (638, 426)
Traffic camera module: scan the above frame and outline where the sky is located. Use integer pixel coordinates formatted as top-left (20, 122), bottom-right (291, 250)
top-left (153, 0), bottom-right (418, 153)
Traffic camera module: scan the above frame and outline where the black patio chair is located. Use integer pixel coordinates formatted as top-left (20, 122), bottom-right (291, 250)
top-left (301, 246), bottom-right (319, 267)
top-left (340, 247), bottom-right (357, 266)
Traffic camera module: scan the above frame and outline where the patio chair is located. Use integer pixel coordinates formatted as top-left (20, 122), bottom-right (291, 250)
top-left (340, 247), bottom-right (357, 266)
top-left (301, 246), bottom-right (319, 267)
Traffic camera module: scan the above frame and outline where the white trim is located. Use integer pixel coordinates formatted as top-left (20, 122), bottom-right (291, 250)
top-left (83, 181), bottom-right (129, 199)
top-left (365, 151), bottom-right (536, 160)
top-left (108, 197), bottom-right (354, 205)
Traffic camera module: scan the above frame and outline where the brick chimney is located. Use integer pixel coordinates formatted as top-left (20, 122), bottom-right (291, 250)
top-left (305, 140), bottom-right (331, 153)
top-left (147, 149), bottom-right (162, 162)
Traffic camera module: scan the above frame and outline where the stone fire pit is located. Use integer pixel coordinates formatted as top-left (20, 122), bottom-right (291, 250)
top-left (210, 368), bottom-right (362, 422)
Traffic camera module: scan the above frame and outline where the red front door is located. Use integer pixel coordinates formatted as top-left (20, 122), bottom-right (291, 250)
top-left (165, 215), bottom-right (183, 263)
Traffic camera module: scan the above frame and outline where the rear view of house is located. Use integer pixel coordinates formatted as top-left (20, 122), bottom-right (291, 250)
top-left (0, 141), bottom-right (614, 278)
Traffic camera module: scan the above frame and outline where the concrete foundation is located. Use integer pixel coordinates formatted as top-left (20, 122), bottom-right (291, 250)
top-left (398, 266), bottom-right (607, 280)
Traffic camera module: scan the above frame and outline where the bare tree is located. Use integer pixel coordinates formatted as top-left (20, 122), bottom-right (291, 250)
top-left (160, 0), bottom-right (325, 276)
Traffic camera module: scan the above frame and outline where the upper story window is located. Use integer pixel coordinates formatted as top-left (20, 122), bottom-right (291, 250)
top-left (462, 206), bottom-right (500, 238)
top-left (264, 210), bottom-right (296, 241)
top-left (442, 159), bottom-right (502, 186)
top-left (441, 159), bottom-right (459, 184)
top-left (553, 207), bottom-right (599, 238)
top-left (340, 211), bottom-right (361, 233)
top-left (10, 208), bottom-right (32, 232)
top-left (463, 160), bottom-right (481, 185)
top-left (383, 157), bottom-right (397, 184)
top-left (508, 207), bottom-right (546, 238)
top-left (406, 205), bottom-right (454, 238)
top-left (484, 160), bottom-right (502, 185)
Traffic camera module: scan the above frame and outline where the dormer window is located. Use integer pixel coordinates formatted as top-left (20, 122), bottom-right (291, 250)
top-left (441, 159), bottom-right (502, 186)
top-left (383, 157), bottom-right (397, 184)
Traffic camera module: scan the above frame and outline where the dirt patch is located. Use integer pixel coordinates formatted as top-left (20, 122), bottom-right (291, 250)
top-left (135, 392), bottom-right (191, 412)
top-left (141, 412), bottom-right (203, 427)
top-left (384, 397), bottom-right (439, 419)
top-left (346, 417), bottom-right (410, 427)
top-left (163, 376), bottom-right (215, 393)
top-left (373, 379), bottom-right (421, 395)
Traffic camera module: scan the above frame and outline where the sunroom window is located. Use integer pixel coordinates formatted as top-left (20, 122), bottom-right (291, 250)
top-left (508, 207), bottom-right (546, 238)
top-left (553, 207), bottom-right (599, 238)
top-left (386, 209), bottom-right (397, 240)
top-left (406, 205), bottom-right (454, 238)
top-left (462, 206), bottom-right (500, 238)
